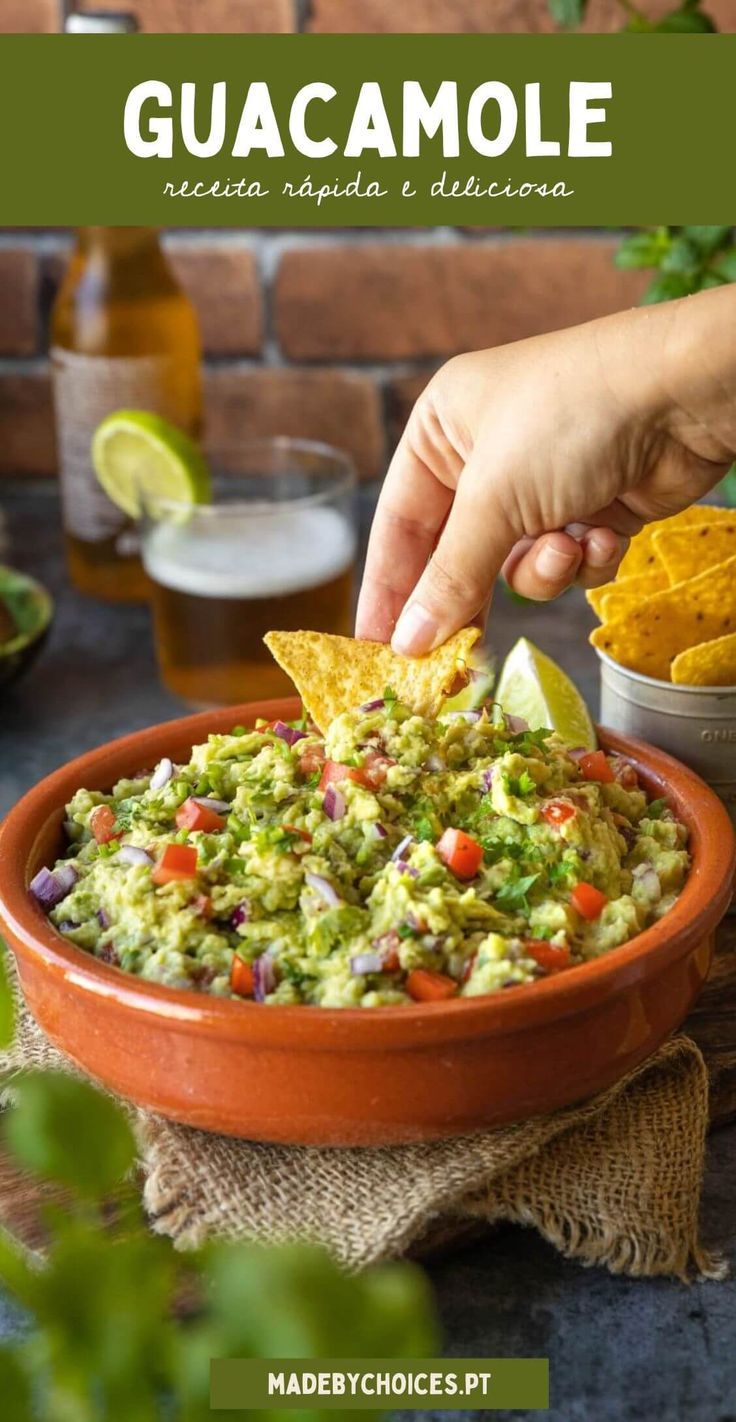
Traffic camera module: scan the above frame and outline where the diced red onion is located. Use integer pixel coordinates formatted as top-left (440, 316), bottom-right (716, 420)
top-left (425, 754), bottom-right (445, 772)
top-left (305, 872), bottom-right (342, 907)
top-left (482, 767), bottom-right (495, 791)
top-left (230, 900), bottom-right (250, 929)
top-left (97, 907), bottom-right (110, 929)
top-left (359, 697), bottom-right (385, 712)
top-left (391, 834), bottom-right (414, 862)
top-left (350, 951), bottom-right (384, 975)
top-left (149, 757), bottom-right (173, 791)
top-left (322, 784), bottom-right (346, 821)
top-left (57, 920), bottom-right (79, 933)
top-left (394, 861), bottom-right (419, 879)
top-left (505, 714), bottom-right (529, 733)
top-left (272, 720), bottom-right (306, 746)
top-left (253, 951), bottom-right (277, 1002)
top-left (372, 822), bottom-right (388, 840)
top-left (567, 748), bottom-right (588, 763)
top-left (29, 863), bottom-right (78, 910)
top-left (193, 796), bottom-right (230, 815)
top-left (117, 845), bottom-right (154, 868)
top-left (372, 929), bottom-right (401, 955)
top-left (443, 709), bottom-right (482, 723)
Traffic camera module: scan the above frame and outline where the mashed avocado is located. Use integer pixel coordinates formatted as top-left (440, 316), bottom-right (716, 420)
top-left (33, 699), bottom-right (689, 1007)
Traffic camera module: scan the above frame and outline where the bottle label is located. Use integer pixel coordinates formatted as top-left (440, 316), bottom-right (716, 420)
top-left (51, 348), bottom-right (198, 544)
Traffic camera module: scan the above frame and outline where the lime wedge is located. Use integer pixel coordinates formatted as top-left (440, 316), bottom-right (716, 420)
top-left (495, 637), bottom-right (597, 749)
top-left (442, 650), bottom-right (496, 712)
top-left (91, 411), bottom-right (211, 519)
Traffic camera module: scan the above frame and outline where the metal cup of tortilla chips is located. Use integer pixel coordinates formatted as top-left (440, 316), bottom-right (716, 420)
top-left (597, 648), bottom-right (736, 829)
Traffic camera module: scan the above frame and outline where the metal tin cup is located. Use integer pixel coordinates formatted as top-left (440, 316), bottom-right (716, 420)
top-left (597, 649), bottom-right (736, 829)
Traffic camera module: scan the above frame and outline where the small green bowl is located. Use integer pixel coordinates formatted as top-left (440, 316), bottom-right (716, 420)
top-left (0, 566), bottom-right (54, 689)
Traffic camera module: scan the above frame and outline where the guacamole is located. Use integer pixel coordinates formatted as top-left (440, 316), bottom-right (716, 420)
top-left (31, 700), bottom-right (689, 1007)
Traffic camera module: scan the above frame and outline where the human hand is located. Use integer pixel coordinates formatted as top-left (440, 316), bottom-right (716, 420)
top-left (356, 286), bottom-right (736, 655)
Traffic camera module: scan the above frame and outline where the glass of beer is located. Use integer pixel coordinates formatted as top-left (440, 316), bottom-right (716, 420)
top-left (141, 438), bottom-right (357, 706)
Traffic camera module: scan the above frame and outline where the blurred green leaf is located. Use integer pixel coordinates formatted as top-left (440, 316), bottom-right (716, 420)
top-left (661, 236), bottom-right (700, 277)
top-left (653, 7), bottom-right (715, 31)
top-left (0, 1349), bottom-right (35, 1422)
top-left (614, 228), bottom-right (670, 269)
top-left (711, 246), bottom-right (736, 282)
top-left (681, 225), bottom-right (733, 255)
top-left (0, 942), bottom-right (15, 1050)
top-left (3, 1072), bottom-right (136, 1198)
top-left (641, 271), bottom-right (697, 304)
top-left (548, 0), bottom-right (588, 26)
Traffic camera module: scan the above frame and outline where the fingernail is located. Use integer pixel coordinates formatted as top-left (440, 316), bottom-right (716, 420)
top-left (586, 533), bottom-right (619, 568)
top-left (536, 543), bottom-right (578, 581)
top-left (392, 603), bottom-right (438, 656)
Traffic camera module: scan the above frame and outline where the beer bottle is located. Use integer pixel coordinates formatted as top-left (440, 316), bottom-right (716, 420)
top-left (52, 12), bottom-right (202, 601)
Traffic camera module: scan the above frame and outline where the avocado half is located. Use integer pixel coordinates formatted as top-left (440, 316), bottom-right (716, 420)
top-left (0, 566), bottom-right (54, 689)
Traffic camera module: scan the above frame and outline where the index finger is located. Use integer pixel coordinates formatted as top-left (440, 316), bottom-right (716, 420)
top-left (355, 432), bottom-right (455, 643)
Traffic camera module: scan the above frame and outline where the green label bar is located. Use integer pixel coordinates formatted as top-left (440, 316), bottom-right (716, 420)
top-left (0, 34), bottom-right (734, 225)
top-left (210, 1358), bottom-right (549, 1410)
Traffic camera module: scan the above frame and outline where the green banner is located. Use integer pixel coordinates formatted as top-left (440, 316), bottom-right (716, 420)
top-left (0, 34), bottom-right (733, 226)
top-left (209, 1357), bottom-right (549, 1410)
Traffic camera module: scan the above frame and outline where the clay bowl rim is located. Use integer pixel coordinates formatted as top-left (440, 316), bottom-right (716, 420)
top-left (0, 698), bottom-right (733, 1050)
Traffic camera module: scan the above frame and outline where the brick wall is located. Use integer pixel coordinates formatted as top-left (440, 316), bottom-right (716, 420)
top-left (1, 0), bottom-right (727, 480)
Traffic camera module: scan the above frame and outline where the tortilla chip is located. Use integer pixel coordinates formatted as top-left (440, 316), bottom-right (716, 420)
top-left (587, 570), bottom-right (669, 622)
top-left (617, 506), bottom-right (731, 580)
top-left (671, 631), bottom-right (736, 687)
top-left (264, 627), bottom-right (481, 730)
top-left (590, 552), bottom-right (736, 681)
top-left (653, 519), bottom-right (736, 586)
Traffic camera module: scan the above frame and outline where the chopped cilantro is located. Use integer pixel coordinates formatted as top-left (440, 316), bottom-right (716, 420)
top-left (414, 815), bottom-right (435, 843)
top-left (495, 872), bottom-right (540, 913)
top-left (230, 725), bottom-right (246, 737)
top-left (506, 770), bottom-right (536, 798)
top-left (646, 797), bottom-right (670, 820)
top-left (398, 921), bottom-right (417, 939)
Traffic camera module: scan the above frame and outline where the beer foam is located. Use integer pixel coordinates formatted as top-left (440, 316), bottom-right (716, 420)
top-left (143, 504), bottom-right (356, 599)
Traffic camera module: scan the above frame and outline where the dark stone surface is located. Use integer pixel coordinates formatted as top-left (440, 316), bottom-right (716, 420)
top-left (1, 480), bottom-right (734, 1421)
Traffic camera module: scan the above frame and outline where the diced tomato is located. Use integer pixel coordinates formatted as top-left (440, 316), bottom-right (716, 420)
top-left (151, 843), bottom-right (198, 886)
top-left (175, 798), bottom-right (226, 834)
top-left (541, 799), bottom-right (576, 828)
top-left (406, 968), bottom-right (458, 1003)
top-left (90, 805), bottom-right (118, 845)
top-left (525, 939), bottom-right (572, 974)
top-left (282, 824), bottom-right (313, 844)
top-left (318, 760), bottom-right (361, 791)
top-left (437, 828), bottom-right (484, 880)
top-left (299, 745), bottom-right (325, 778)
top-left (579, 750), bottom-right (615, 785)
top-left (360, 751), bottom-right (396, 788)
top-left (230, 955), bottom-right (254, 998)
top-left (193, 894), bottom-right (213, 919)
top-left (571, 881), bottom-right (608, 920)
top-left (383, 947), bottom-right (401, 972)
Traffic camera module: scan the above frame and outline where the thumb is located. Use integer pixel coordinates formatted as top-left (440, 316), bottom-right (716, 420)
top-left (390, 462), bottom-right (516, 656)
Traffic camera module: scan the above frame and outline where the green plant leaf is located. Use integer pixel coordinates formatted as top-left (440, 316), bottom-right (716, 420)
top-left (641, 271), bottom-right (696, 304)
top-left (3, 1072), bottom-right (136, 1198)
top-left (548, 0), bottom-right (587, 27)
top-left (660, 236), bottom-right (700, 277)
top-left (614, 229), bottom-right (670, 270)
top-left (0, 942), bottom-right (15, 1050)
top-left (681, 225), bottom-right (733, 255)
top-left (711, 246), bottom-right (736, 282)
top-left (0, 1349), bottom-right (35, 1422)
top-left (654, 8), bottom-right (716, 32)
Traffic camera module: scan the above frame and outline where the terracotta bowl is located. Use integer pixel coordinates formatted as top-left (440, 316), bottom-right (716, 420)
top-left (0, 699), bottom-right (734, 1147)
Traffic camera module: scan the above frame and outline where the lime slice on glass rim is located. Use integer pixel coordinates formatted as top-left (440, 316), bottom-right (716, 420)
top-left (495, 636), bottom-right (597, 750)
top-left (91, 411), bottom-right (211, 520)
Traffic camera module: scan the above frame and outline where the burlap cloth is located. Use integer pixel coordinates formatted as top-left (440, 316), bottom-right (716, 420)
top-left (0, 980), bottom-right (726, 1282)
